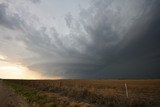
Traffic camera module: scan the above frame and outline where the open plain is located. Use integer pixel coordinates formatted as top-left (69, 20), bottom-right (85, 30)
top-left (1, 79), bottom-right (160, 107)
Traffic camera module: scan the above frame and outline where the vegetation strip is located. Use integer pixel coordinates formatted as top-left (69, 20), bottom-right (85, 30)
top-left (4, 80), bottom-right (160, 107)
top-left (5, 81), bottom-right (56, 107)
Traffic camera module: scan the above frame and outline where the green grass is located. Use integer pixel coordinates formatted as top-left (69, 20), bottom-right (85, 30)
top-left (5, 82), bottom-right (49, 106)
top-left (50, 102), bottom-right (57, 107)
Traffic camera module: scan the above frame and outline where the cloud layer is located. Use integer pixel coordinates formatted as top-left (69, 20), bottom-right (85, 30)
top-left (0, 0), bottom-right (160, 79)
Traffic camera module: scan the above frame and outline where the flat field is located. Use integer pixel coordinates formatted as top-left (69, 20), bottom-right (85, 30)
top-left (4, 79), bottom-right (160, 107)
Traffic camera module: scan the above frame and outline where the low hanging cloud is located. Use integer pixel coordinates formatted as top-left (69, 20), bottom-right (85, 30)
top-left (0, 0), bottom-right (160, 79)
top-left (30, 0), bottom-right (41, 4)
top-left (65, 13), bottom-right (73, 28)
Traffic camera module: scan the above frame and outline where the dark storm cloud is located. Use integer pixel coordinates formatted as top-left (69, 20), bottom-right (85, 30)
top-left (24, 0), bottom-right (160, 79)
top-left (55, 0), bottom-right (160, 79)
top-left (109, 0), bottom-right (160, 79)
top-left (0, 0), bottom-right (160, 79)
top-left (0, 1), bottom-right (66, 60)
top-left (0, 3), bottom-right (21, 29)
top-left (65, 13), bottom-right (73, 28)
top-left (30, 0), bottom-right (41, 4)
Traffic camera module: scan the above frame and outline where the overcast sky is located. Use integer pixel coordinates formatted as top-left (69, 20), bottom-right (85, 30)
top-left (0, 0), bottom-right (160, 79)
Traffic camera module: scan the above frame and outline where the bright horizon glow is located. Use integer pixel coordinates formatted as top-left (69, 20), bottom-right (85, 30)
top-left (0, 55), bottom-right (6, 60)
top-left (0, 55), bottom-right (62, 79)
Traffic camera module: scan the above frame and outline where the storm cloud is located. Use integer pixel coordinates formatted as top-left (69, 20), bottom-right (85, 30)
top-left (0, 0), bottom-right (160, 79)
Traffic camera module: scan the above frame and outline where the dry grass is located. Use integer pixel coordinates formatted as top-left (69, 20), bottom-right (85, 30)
top-left (4, 79), bottom-right (160, 107)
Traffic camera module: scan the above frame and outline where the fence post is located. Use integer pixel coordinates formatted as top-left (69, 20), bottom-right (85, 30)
top-left (125, 83), bottom-right (128, 98)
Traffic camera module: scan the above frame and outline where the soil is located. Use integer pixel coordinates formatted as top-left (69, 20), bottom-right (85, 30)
top-left (0, 79), bottom-right (29, 107)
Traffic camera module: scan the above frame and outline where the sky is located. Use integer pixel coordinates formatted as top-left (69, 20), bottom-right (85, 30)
top-left (0, 0), bottom-right (160, 79)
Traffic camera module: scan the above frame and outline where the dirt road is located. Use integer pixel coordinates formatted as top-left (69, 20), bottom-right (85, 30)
top-left (0, 79), bottom-right (29, 107)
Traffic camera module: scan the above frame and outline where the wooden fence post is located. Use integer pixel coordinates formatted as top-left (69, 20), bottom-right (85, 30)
top-left (125, 83), bottom-right (128, 98)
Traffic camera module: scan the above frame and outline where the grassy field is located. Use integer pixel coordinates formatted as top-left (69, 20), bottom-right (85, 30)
top-left (4, 79), bottom-right (160, 107)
